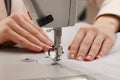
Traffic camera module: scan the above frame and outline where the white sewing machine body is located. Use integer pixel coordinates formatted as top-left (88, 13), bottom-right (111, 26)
top-left (25, 0), bottom-right (77, 27)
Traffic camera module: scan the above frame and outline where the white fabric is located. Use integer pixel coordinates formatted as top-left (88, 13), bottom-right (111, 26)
top-left (41, 22), bottom-right (120, 80)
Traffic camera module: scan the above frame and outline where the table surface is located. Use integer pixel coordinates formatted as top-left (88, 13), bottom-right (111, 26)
top-left (0, 46), bottom-right (94, 80)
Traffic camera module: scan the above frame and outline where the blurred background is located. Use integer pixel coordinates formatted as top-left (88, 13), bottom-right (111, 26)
top-left (77, 0), bottom-right (99, 24)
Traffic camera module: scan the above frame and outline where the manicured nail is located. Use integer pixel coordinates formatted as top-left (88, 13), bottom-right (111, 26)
top-left (36, 47), bottom-right (42, 51)
top-left (86, 55), bottom-right (93, 60)
top-left (69, 53), bottom-right (75, 59)
top-left (46, 45), bottom-right (53, 49)
top-left (43, 45), bottom-right (52, 52)
top-left (76, 55), bottom-right (84, 61)
top-left (96, 54), bottom-right (102, 59)
top-left (46, 41), bottom-right (53, 46)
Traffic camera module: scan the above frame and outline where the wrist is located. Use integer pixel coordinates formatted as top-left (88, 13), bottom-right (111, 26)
top-left (94, 14), bottom-right (120, 33)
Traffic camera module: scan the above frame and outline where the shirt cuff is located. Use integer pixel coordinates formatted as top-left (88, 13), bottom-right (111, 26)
top-left (96, 0), bottom-right (120, 20)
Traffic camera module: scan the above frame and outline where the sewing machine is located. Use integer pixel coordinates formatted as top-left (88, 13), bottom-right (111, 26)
top-left (26, 0), bottom-right (78, 62)
top-left (0, 0), bottom-right (95, 80)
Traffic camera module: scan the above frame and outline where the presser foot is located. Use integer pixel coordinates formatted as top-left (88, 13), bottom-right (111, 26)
top-left (47, 46), bottom-right (63, 65)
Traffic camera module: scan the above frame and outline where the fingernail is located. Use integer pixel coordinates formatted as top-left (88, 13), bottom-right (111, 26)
top-left (96, 54), bottom-right (102, 59)
top-left (86, 55), bottom-right (93, 60)
top-left (69, 53), bottom-right (75, 59)
top-left (46, 45), bottom-right (53, 49)
top-left (47, 41), bottom-right (53, 46)
top-left (36, 47), bottom-right (42, 51)
top-left (49, 42), bottom-right (54, 46)
top-left (43, 45), bottom-right (52, 52)
top-left (76, 55), bottom-right (84, 61)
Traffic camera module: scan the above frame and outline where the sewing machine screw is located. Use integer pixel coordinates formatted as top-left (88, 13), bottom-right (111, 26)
top-left (21, 58), bottom-right (34, 62)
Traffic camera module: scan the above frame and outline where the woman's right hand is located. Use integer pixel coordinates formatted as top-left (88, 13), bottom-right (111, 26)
top-left (0, 13), bottom-right (53, 52)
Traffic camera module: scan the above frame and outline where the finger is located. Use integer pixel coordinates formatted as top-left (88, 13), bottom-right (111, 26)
top-left (85, 34), bottom-right (105, 61)
top-left (76, 28), bottom-right (97, 60)
top-left (68, 27), bottom-right (86, 59)
top-left (23, 15), bottom-right (52, 42)
top-left (7, 19), bottom-right (51, 51)
top-left (97, 38), bottom-right (114, 58)
top-left (7, 28), bottom-right (42, 52)
top-left (10, 13), bottom-right (53, 46)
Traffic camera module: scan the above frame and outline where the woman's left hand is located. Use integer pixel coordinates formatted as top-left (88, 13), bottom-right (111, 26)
top-left (68, 15), bottom-right (119, 61)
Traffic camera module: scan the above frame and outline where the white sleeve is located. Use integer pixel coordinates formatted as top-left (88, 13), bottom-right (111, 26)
top-left (89, 0), bottom-right (120, 20)
top-left (96, 0), bottom-right (120, 19)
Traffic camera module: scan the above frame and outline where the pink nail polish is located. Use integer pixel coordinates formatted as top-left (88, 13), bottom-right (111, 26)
top-left (96, 54), bottom-right (102, 58)
top-left (86, 55), bottom-right (92, 60)
top-left (36, 47), bottom-right (42, 52)
top-left (45, 45), bottom-right (52, 49)
top-left (69, 53), bottom-right (75, 59)
top-left (76, 56), bottom-right (84, 61)
top-left (48, 42), bottom-right (53, 46)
